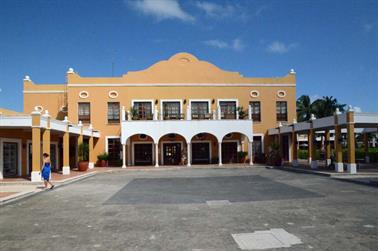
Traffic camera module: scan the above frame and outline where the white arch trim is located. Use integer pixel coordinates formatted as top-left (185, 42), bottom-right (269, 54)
top-left (121, 120), bottom-right (253, 145)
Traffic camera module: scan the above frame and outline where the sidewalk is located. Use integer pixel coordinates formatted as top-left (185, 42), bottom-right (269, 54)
top-left (0, 167), bottom-right (115, 205)
top-left (0, 164), bottom-right (258, 205)
top-left (274, 162), bottom-right (378, 187)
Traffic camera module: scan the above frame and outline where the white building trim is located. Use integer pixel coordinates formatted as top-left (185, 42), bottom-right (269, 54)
top-left (23, 90), bottom-right (65, 94)
top-left (105, 136), bottom-right (121, 153)
top-left (160, 99), bottom-right (183, 119)
top-left (189, 99), bottom-right (212, 114)
top-left (131, 99), bottom-right (155, 114)
top-left (121, 119), bottom-right (253, 145)
top-left (68, 83), bottom-right (296, 87)
top-left (217, 99), bottom-right (239, 119)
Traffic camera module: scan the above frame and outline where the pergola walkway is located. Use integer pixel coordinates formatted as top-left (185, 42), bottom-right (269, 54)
top-left (269, 109), bottom-right (378, 174)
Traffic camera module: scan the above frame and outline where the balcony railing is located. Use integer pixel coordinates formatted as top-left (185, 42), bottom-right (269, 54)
top-left (121, 105), bottom-right (255, 122)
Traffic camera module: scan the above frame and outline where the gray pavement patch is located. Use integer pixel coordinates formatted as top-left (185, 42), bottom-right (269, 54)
top-left (105, 175), bottom-right (322, 205)
top-left (206, 200), bottom-right (231, 207)
top-left (232, 228), bottom-right (302, 250)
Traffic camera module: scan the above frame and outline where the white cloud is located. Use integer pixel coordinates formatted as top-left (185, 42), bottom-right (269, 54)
top-left (195, 1), bottom-right (235, 18)
top-left (231, 38), bottom-right (244, 51)
top-left (127, 0), bottom-right (194, 22)
top-left (267, 41), bottom-right (298, 54)
top-left (310, 94), bottom-right (320, 102)
top-left (204, 38), bottom-right (245, 51)
top-left (363, 23), bottom-right (377, 32)
top-left (348, 105), bottom-right (362, 112)
top-left (204, 39), bottom-right (228, 49)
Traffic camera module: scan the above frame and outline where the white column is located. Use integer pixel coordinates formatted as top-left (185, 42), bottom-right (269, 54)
top-left (186, 106), bottom-right (191, 120)
top-left (121, 106), bottom-right (126, 121)
top-left (127, 138), bottom-right (132, 165)
top-left (187, 143), bottom-right (191, 167)
top-left (153, 105), bottom-right (158, 120)
top-left (122, 144), bottom-right (126, 168)
top-left (155, 143), bottom-right (159, 167)
top-left (248, 105), bottom-right (252, 120)
top-left (212, 110), bottom-right (216, 120)
top-left (217, 106), bottom-right (221, 120)
top-left (218, 142), bottom-right (222, 166)
top-left (249, 141), bottom-right (254, 165)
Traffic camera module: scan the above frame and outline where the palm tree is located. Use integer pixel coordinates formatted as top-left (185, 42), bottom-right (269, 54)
top-left (311, 96), bottom-right (346, 118)
top-left (296, 95), bottom-right (312, 122)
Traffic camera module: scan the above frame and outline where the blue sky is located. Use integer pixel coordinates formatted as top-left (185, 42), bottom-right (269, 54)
top-left (0, 0), bottom-right (377, 112)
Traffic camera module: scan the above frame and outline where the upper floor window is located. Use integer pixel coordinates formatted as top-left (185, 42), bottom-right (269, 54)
top-left (78, 102), bottom-right (90, 124)
top-left (108, 102), bottom-right (120, 123)
top-left (163, 101), bottom-right (181, 120)
top-left (191, 101), bottom-right (210, 119)
top-left (219, 101), bottom-right (236, 119)
top-left (133, 101), bottom-right (153, 120)
top-left (249, 101), bottom-right (261, 122)
top-left (276, 101), bottom-right (288, 121)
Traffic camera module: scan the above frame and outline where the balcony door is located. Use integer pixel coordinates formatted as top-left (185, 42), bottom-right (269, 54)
top-left (191, 101), bottom-right (210, 119)
top-left (133, 101), bottom-right (153, 120)
top-left (163, 101), bottom-right (181, 120)
top-left (219, 101), bottom-right (237, 119)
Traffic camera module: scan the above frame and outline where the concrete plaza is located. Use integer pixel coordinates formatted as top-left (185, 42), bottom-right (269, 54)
top-left (0, 167), bottom-right (377, 250)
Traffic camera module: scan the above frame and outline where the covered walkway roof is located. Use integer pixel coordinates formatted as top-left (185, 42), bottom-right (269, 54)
top-left (268, 112), bottom-right (378, 135)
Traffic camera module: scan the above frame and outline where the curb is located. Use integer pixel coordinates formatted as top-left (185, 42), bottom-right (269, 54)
top-left (270, 166), bottom-right (378, 188)
top-left (331, 177), bottom-right (378, 188)
top-left (270, 166), bottom-right (332, 177)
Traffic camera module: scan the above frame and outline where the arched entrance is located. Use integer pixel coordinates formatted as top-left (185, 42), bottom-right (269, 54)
top-left (190, 133), bottom-right (218, 164)
top-left (127, 133), bottom-right (155, 166)
top-left (221, 132), bottom-right (250, 164)
top-left (158, 133), bottom-right (187, 165)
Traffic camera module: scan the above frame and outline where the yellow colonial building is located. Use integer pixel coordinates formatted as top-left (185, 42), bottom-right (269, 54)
top-left (2, 52), bottom-right (297, 180)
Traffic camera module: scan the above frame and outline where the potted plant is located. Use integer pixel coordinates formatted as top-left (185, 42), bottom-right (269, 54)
top-left (237, 106), bottom-right (248, 119)
top-left (266, 142), bottom-right (282, 166)
top-left (78, 142), bottom-right (89, 171)
top-left (237, 151), bottom-right (248, 163)
top-left (131, 108), bottom-right (139, 120)
top-left (97, 152), bottom-right (109, 167)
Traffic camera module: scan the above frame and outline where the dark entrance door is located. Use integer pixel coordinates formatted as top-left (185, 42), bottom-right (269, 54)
top-left (163, 143), bottom-right (181, 165)
top-left (28, 143), bottom-right (58, 173)
top-left (282, 135), bottom-right (289, 161)
top-left (3, 142), bottom-right (18, 177)
top-left (222, 142), bottom-right (237, 163)
top-left (192, 142), bottom-right (210, 164)
top-left (134, 143), bottom-right (153, 166)
top-left (108, 138), bottom-right (121, 166)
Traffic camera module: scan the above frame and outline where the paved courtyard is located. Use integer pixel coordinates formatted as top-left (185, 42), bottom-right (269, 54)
top-left (0, 167), bottom-right (377, 250)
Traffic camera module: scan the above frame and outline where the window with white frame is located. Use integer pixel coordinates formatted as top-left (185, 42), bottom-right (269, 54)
top-left (78, 102), bottom-right (90, 123)
top-left (163, 101), bottom-right (181, 120)
top-left (191, 101), bottom-right (209, 119)
top-left (107, 102), bottom-right (120, 123)
top-left (219, 101), bottom-right (236, 119)
top-left (133, 102), bottom-right (153, 120)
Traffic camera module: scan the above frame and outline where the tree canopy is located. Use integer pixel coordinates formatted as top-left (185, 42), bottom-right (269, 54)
top-left (296, 95), bottom-right (346, 122)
